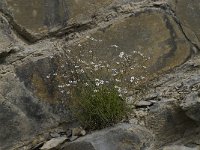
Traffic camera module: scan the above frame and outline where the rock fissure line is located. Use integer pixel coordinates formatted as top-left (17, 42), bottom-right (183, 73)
top-left (0, 10), bottom-right (34, 44)
top-left (0, 49), bottom-right (16, 64)
top-left (161, 3), bottom-right (200, 52)
top-left (149, 14), bottom-right (178, 71)
top-left (0, 1), bottom-right (196, 67)
top-left (0, 0), bottom-right (197, 55)
top-left (0, 0), bottom-right (193, 46)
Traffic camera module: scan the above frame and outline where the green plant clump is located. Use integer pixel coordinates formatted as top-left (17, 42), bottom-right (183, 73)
top-left (71, 84), bottom-right (128, 130)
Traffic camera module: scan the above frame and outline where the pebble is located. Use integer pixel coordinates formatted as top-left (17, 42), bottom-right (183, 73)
top-left (50, 132), bottom-right (60, 138)
top-left (135, 101), bottom-right (153, 107)
top-left (40, 137), bottom-right (67, 150)
top-left (72, 127), bottom-right (86, 136)
top-left (70, 136), bottom-right (78, 142)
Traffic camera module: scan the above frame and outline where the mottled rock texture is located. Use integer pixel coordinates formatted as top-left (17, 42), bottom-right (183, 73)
top-left (62, 124), bottom-right (154, 150)
top-left (0, 0), bottom-right (199, 149)
top-left (170, 0), bottom-right (200, 47)
top-left (0, 15), bottom-right (16, 54)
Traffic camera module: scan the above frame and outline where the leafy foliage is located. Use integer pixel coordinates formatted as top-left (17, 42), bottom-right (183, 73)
top-left (70, 83), bottom-right (128, 130)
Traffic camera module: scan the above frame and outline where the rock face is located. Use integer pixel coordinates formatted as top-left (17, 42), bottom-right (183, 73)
top-left (181, 92), bottom-right (200, 122)
top-left (62, 124), bottom-right (154, 150)
top-left (67, 10), bottom-right (190, 88)
top-left (163, 145), bottom-right (199, 150)
top-left (132, 54), bottom-right (200, 148)
top-left (0, 70), bottom-right (58, 150)
top-left (15, 10), bottom-right (191, 107)
top-left (40, 137), bottom-right (67, 150)
top-left (0, 0), bottom-right (199, 149)
top-left (1, 0), bottom-right (134, 41)
top-left (145, 100), bottom-right (197, 147)
top-left (171, 0), bottom-right (200, 48)
top-left (0, 15), bottom-right (15, 54)
top-left (5, 0), bottom-right (68, 35)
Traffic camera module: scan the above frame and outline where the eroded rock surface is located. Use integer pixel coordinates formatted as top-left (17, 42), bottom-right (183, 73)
top-left (68, 10), bottom-right (190, 85)
top-left (14, 10), bottom-right (191, 108)
top-left (169, 0), bottom-right (200, 47)
top-left (62, 124), bottom-right (154, 150)
top-left (0, 15), bottom-right (16, 61)
top-left (181, 92), bottom-right (200, 122)
top-left (0, 0), bottom-right (139, 41)
top-left (133, 55), bottom-right (200, 148)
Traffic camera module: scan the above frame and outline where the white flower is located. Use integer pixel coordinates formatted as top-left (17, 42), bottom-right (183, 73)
top-left (143, 66), bottom-right (147, 69)
top-left (46, 75), bottom-right (50, 79)
top-left (95, 79), bottom-right (99, 82)
top-left (114, 86), bottom-right (122, 93)
top-left (100, 80), bottom-right (104, 85)
top-left (96, 82), bottom-right (100, 86)
top-left (90, 37), bottom-right (97, 41)
top-left (94, 65), bottom-right (99, 71)
top-left (66, 84), bottom-right (71, 87)
top-left (114, 85), bottom-right (119, 89)
top-left (106, 64), bottom-right (110, 68)
top-left (75, 66), bottom-right (79, 68)
top-left (80, 69), bottom-right (85, 73)
top-left (115, 79), bottom-right (121, 82)
top-left (58, 85), bottom-right (64, 88)
top-left (130, 76), bottom-right (135, 83)
top-left (119, 52), bottom-right (125, 58)
top-left (111, 45), bottom-right (119, 48)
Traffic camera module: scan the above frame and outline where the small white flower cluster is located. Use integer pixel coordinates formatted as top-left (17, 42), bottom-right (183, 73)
top-left (86, 36), bottom-right (102, 42)
top-left (114, 86), bottom-right (128, 97)
top-left (119, 52), bottom-right (125, 58)
top-left (130, 76), bottom-right (135, 83)
top-left (111, 45), bottom-right (119, 48)
top-left (46, 72), bottom-right (58, 79)
top-left (69, 80), bottom-right (78, 85)
top-left (114, 85), bottom-right (121, 93)
top-left (95, 78), bottom-right (105, 86)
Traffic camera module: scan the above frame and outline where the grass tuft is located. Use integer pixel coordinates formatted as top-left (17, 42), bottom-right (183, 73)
top-left (70, 83), bottom-right (128, 130)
